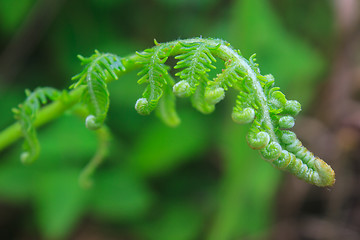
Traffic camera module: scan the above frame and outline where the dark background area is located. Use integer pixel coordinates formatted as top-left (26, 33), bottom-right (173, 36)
top-left (0, 0), bottom-right (359, 239)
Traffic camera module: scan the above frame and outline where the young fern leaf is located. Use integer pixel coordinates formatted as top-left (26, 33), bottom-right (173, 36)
top-left (205, 59), bottom-right (247, 105)
top-left (135, 41), bottom-right (170, 115)
top-left (71, 50), bottom-right (125, 130)
top-left (13, 87), bottom-right (61, 164)
top-left (173, 42), bottom-right (219, 98)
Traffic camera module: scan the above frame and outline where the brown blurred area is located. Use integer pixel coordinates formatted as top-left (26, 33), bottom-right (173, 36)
top-left (272, 0), bottom-right (360, 239)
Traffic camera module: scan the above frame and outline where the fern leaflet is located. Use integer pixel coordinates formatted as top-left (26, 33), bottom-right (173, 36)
top-left (71, 50), bottom-right (125, 130)
top-left (173, 42), bottom-right (219, 98)
top-left (13, 87), bottom-right (61, 164)
top-left (135, 41), bottom-right (171, 115)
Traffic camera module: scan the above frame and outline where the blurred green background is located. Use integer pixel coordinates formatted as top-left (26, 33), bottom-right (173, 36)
top-left (1, 0), bottom-right (359, 239)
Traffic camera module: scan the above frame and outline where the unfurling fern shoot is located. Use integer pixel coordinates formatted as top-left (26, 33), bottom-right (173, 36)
top-left (12, 87), bottom-right (61, 164)
top-left (0, 37), bottom-right (335, 187)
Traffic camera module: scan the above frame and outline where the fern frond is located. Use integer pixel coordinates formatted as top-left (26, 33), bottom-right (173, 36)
top-left (205, 60), bottom-right (247, 105)
top-left (1, 37), bottom-right (335, 187)
top-left (135, 43), bottom-right (170, 115)
top-left (71, 50), bottom-right (125, 130)
top-left (74, 38), bottom-right (336, 187)
top-left (13, 87), bottom-right (61, 164)
top-left (231, 76), bottom-right (257, 124)
top-left (173, 42), bottom-right (219, 98)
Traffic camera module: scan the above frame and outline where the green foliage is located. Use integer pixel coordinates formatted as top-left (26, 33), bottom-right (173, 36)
top-left (71, 50), bottom-right (125, 130)
top-left (0, 0), bottom-right (35, 35)
top-left (126, 110), bottom-right (209, 177)
top-left (135, 41), bottom-right (171, 115)
top-left (139, 203), bottom-right (204, 240)
top-left (209, 123), bottom-right (280, 240)
top-left (12, 87), bottom-right (61, 164)
top-left (173, 42), bottom-right (218, 97)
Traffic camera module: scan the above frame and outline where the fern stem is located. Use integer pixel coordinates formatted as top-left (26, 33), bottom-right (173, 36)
top-left (79, 126), bottom-right (110, 188)
top-left (0, 121), bottom-right (22, 151)
top-left (0, 86), bottom-right (84, 150)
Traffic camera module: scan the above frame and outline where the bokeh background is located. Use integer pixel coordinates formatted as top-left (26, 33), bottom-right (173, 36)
top-left (0, 0), bottom-right (359, 239)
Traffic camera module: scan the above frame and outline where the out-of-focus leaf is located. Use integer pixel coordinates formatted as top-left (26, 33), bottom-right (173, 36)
top-left (0, 0), bottom-right (35, 35)
top-left (155, 0), bottom-right (217, 8)
top-left (208, 120), bottom-right (280, 240)
top-left (138, 203), bottom-right (204, 240)
top-left (0, 162), bottom-right (33, 202)
top-left (36, 115), bottom-right (97, 167)
top-left (0, 88), bottom-right (27, 128)
top-left (90, 0), bottom-right (128, 8)
top-left (227, 0), bottom-right (324, 107)
top-left (33, 169), bottom-right (88, 239)
top-left (274, 1), bottom-right (334, 48)
top-left (0, 114), bottom-right (101, 238)
top-left (89, 168), bottom-right (153, 221)
top-left (107, 71), bottom-right (148, 134)
top-left (126, 110), bottom-right (210, 176)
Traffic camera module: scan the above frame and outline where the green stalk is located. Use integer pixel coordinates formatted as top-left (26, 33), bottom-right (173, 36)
top-left (0, 86), bottom-right (84, 150)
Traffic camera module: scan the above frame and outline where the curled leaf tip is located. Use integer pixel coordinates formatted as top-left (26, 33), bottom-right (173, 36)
top-left (273, 150), bottom-right (292, 169)
top-left (247, 131), bottom-right (270, 150)
top-left (232, 107), bottom-right (255, 124)
top-left (314, 158), bottom-right (336, 187)
top-left (205, 87), bottom-right (225, 105)
top-left (260, 142), bottom-right (282, 161)
top-left (85, 115), bottom-right (102, 130)
top-left (173, 80), bottom-right (191, 97)
top-left (285, 100), bottom-right (301, 116)
top-left (281, 130), bottom-right (297, 144)
top-left (279, 116), bottom-right (295, 129)
top-left (20, 152), bottom-right (30, 164)
top-left (135, 98), bottom-right (150, 115)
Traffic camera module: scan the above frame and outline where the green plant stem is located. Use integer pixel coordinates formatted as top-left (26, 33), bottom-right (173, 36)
top-left (0, 86), bottom-right (85, 150)
top-left (0, 56), bottom-right (141, 151)
top-left (0, 38), bottom-right (275, 151)
top-left (78, 126), bottom-right (111, 188)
